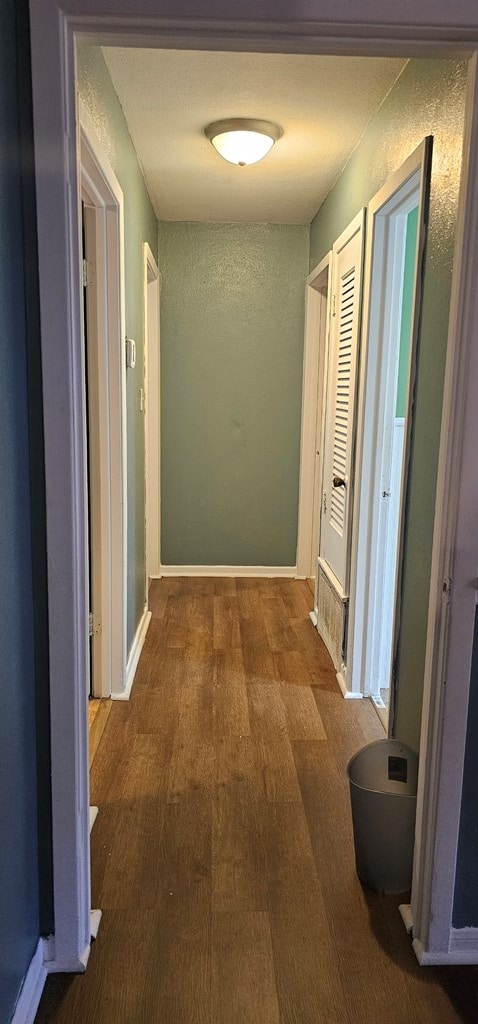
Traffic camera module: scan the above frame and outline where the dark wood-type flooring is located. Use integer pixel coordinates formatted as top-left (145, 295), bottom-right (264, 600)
top-left (36, 578), bottom-right (478, 1023)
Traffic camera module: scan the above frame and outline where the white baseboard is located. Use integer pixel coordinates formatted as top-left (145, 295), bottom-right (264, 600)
top-left (413, 931), bottom-right (478, 965)
top-left (451, 927), bottom-right (478, 958)
top-left (89, 806), bottom-right (98, 832)
top-left (90, 909), bottom-right (102, 941)
top-left (337, 669), bottom-right (363, 699)
top-left (11, 939), bottom-right (47, 1024)
top-left (309, 610), bottom-right (318, 627)
top-left (159, 565), bottom-right (297, 578)
top-left (399, 903), bottom-right (414, 935)
top-left (112, 607), bottom-right (151, 701)
top-left (43, 940), bottom-right (89, 974)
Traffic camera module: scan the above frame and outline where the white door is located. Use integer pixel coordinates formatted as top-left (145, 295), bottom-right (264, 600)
top-left (371, 204), bottom-right (418, 705)
top-left (320, 210), bottom-right (365, 593)
top-left (347, 140), bottom-right (432, 708)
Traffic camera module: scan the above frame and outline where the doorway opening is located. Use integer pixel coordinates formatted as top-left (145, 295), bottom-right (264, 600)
top-left (296, 253), bottom-right (331, 585)
top-left (28, 0), bottom-right (478, 973)
top-left (348, 140), bottom-right (432, 727)
top-left (80, 104), bottom-right (127, 700)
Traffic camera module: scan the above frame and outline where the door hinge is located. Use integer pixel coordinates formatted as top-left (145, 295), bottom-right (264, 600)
top-left (323, 489), bottom-right (327, 514)
top-left (332, 293), bottom-right (337, 318)
top-left (89, 612), bottom-right (102, 637)
top-left (442, 577), bottom-right (452, 601)
top-left (82, 258), bottom-right (95, 288)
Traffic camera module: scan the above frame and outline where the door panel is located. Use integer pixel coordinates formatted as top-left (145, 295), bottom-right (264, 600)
top-left (320, 210), bottom-right (365, 592)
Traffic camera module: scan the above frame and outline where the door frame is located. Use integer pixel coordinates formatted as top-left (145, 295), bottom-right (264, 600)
top-left (296, 252), bottom-right (331, 580)
top-left (28, 0), bottom-right (478, 973)
top-left (80, 102), bottom-right (128, 701)
top-left (346, 142), bottom-right (431, 708)
top-left (143, 243), bottom-right (161, 582)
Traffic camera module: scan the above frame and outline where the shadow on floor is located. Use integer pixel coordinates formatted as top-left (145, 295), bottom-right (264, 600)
top-left (364, 886), bottom-right (478, 1023)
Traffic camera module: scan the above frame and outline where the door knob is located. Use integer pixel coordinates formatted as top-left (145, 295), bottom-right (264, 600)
top-left (332, 475), bottom-right (346, 488)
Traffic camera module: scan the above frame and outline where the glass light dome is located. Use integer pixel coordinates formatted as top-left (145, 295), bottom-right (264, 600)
top-left (205, 118), bottom-right (282, 166)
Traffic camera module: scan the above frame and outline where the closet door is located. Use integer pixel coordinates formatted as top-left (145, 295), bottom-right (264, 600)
top-left (320, 209), bottom-right (365, 592)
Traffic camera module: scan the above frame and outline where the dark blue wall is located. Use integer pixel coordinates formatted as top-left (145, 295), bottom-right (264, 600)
top-left (453, 608), bottom-right (478, 927)
top-left (0, 0), bottom-right (44, 1017)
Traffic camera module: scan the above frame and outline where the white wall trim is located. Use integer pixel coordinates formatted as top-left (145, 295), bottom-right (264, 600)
top-left (90, 909), bottom-right (102, 941)
top-left (411, 52), bottom-right (478, 963)
top-left (398, 903), bottom-right (414, 934)
top-left (144, 242), bottom-right (161, 584)
top-left (112, 607), bottom-right (152, 701)
top-left (296, 252), bottom-right (331, 579)
top-left (347, 143), bottom-right (429, 706)
top-left (11, 940), bottom-right (48, 1024)
top-left (413, 932), bottom-right (478, 966)
top-left (450, 927), bottom-right (478, 952)
top-left (159, 565), bottom-right (297, 578)
top-left (80, 101), bottom-right (127, 700)
top-left (336, 669), bottom-right (364, 699)
top-left (28, 0), bottom-right (478, 978)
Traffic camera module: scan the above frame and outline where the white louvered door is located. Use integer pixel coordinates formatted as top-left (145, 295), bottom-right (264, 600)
top-left (320, 210), bottom-right (365, 592)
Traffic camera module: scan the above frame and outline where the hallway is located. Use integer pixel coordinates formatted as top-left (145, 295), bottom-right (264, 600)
top-left (36, 578), bottom-right (477, 1023)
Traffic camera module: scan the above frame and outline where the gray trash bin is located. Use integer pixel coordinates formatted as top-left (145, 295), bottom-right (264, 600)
top-left (347, 738), bottom-right (418, 894)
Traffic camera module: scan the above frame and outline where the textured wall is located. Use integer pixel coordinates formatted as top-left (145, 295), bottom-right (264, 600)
top-left (310, 58), bottom-right (467, 750)
top-left (0, 0), bottom-right (41, 1015)
top-left (76, 45), bottom-right (158, 648)
top-left (159, 221), bottom-right (309, 566)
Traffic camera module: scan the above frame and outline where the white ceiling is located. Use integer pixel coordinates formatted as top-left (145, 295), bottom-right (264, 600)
top-left (102, 48), bottom-right (406, 224)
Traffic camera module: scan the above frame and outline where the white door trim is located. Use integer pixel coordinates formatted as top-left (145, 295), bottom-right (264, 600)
top-left (80, 101), bottom-right (127, 700)
top-left (411, 53), bottom-right (478, 962)
top-left (81, 201), bottom-right (108, 697)
top-left (296, 252), bottom-right (331, 579)
top-left (143, 243), bottom-right (161, 582)
top-left (28, 0), bottom-right (478, 973)
top-left (347, 142), bottom-right (430, 702)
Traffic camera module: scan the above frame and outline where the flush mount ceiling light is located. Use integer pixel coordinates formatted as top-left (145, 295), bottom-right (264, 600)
top-left (205, 118), bottom-right (283, 166)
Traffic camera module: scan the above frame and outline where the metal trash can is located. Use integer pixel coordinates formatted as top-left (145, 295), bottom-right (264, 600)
top-left (347, 739), bottom-right (418, 894)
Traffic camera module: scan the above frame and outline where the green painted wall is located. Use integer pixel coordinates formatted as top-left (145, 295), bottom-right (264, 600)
top-left (396, 205), bottom-right (418, 418)
top-left (76, 46), bottom-right (158, 649)
top-left (158, 221), bottom-right (309, 566)
top-left (310, 58), bottom-right (468, 749)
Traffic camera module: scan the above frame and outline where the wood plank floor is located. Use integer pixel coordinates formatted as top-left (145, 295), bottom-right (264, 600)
top-left (36, 578), bottom-right (478, 1023)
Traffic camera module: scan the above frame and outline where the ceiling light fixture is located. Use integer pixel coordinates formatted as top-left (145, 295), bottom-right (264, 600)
top-left (205, 118), bottom-right (283, 166)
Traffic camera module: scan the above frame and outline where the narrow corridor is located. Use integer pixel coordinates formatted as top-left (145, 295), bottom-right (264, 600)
top-left (36, 579), bottom-right (477, 1023)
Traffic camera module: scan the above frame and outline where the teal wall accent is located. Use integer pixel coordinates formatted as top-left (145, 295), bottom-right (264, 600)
top-left (158, 221), bottom-right (309, 566)
top-left (0, 0), bottom-right (42, 1014)
top-left (310, 58), bottom-right (468, 749)
top-left (454, 608), bottom-right (478, 927)
top-left (76, 46), bottom-right (158, 649)
top-left (396, 205), bottom-right (418, 418)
